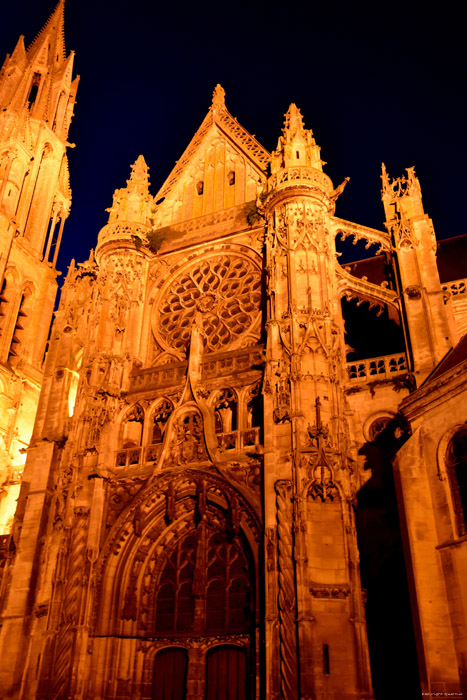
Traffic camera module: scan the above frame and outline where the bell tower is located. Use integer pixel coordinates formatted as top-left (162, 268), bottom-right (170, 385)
top-left (262, 105), bottom-right (373, 699)
top-left (0, 0), bottom-right (78, 531)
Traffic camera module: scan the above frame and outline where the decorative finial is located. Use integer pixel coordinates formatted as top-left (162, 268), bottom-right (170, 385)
top-left (129, 155), bottom-right (150, 185)
top-left (381, 163), bottom-right (390, 192)
top-left (283, 104), bottom-right (305, 134)
top-left (212, 84), bottom-right (226, 107)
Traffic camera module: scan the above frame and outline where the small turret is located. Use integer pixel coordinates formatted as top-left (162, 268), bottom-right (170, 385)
top-left (266, 104), bottom-right (333, 204)
top-left (97, 156), bottom-right (154, 255)
top-left (106, 155), bottom-right (153, 226)
top-left (271, 103), bottom-right (324, 174)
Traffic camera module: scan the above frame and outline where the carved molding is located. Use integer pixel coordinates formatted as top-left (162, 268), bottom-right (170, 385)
top-left (310, 585), bottom-right (350, 599)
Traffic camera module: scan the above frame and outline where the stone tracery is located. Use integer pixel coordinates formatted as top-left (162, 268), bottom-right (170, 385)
top-left (156, 254), bottom-right (262, 353)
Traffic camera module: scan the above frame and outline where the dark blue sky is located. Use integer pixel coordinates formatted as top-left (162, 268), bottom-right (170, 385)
top-left (2, 0), bottom-right (466, 275)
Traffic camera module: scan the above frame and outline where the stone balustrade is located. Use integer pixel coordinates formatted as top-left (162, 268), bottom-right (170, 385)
top-left (114, 427), bottom-right (261, 472)
top-left (442, 278), bottom-right (467, 297)
top-left (216, 427), bottom-right (261, 451)
top-left (347, 352), bottom-right (407, 383)
top-left (115, 443), bottom-right (163, 470)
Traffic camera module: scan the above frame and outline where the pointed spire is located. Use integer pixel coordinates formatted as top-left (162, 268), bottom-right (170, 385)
top-left (128, 155), bottom-right (150, 189)
top-left (9, 36), bottom-right (27, 66)
top-left (106, 156), bottom-right (153, 226)
top-left (283, 103), bottom-right (305, 135)
top-left (64, 258), bottom-right (76, 285)
top-left (27, 0), bottom-right (66, 64)
top-left (271, 103), bottom-right (324, 173)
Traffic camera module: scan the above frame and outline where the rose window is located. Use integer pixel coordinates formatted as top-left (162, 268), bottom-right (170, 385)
top-left (156, 255), bottom-right (262, 352)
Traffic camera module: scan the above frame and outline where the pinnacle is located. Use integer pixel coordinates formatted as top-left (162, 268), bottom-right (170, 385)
top-left (212, 84), bottom-right (226, 107)
top-left (129, 155), bottom-right (150, 185)
top-left (283, 103), bottom-right (305, 134)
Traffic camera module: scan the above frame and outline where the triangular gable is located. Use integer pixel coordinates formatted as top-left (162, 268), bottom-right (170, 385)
top-left (152, 86), bottom-right (270, 229)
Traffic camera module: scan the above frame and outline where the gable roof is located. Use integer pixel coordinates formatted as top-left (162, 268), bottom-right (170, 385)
top-left (425, 332), bottom-right (467, 383)
top-left (154, 84), bottom-right (270, 202)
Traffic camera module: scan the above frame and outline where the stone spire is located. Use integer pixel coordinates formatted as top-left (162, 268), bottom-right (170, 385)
top-left (106, 155), bottom-right (153, 226)
top-left (271, 103), bottom-right (324, 173)
top-left (0, 0), bottom-right (78, 138)
top-left (26, 0), bottom-right (66, 64)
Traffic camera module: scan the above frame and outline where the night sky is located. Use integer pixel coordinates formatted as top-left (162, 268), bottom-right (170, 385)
top-left (2, 0), bottom-right (466, 277)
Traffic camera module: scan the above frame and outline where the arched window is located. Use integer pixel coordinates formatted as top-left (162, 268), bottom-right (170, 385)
top-left (122, 404), bottom-right (144, 449)
top-left (446, 429), bottom-right (467, 537)
top-left (153, 648), bottom-right (188, 700)
top-left (27, 72), bottom-right (41, 107)
top-left (206, 646), bottom-right (248, 700)
top-left (155, 532), bottom-right (196, 634)
top-left (154, 528), bottom-right (251, 636)
top-left (246, 386), bottom-right (261, 429)
top-left (8, 287), bottom-right (33, 365)
top-left (151, 400), bottom-right (172, 444)
top-left (214, 389), bottom-right (237, 433)
top-left (0, 278), bottom-right (9, 336)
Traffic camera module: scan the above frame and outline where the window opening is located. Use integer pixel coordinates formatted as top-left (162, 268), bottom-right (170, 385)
top-left (246, 386), bottom-right (261, 428)
top-left (122, 404), bottom-right (144, 448)
top-left (196, 181), bottom-right (204, 195)
top-left (228, 171), bottom-right (235, 186)
top-left (446, 429), bottom-right (467, 536)
top-left (323, 644), bottom-right (330, 675)
top-left (0, 279), bottom-right (8, 335)
top-left (214, 389), bottom-right (237, 433)
top-left (154, 528), bottom-right (251, 636)
top-left (8, 292), bottom-right (28, 363)
top-left (27, 73), bottom-right (41, 107)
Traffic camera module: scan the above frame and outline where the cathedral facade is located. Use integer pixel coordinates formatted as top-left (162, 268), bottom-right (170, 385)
top-left (0, 3), bottom-right (466, 699)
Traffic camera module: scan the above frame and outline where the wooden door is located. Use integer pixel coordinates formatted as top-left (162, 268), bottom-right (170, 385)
top-left (205, 645), bottom-right (247, 700)
top-left (153, 647), bottom-right (188, 700)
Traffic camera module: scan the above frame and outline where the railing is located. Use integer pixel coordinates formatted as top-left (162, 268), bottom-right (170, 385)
top-left (217, 427), bottom-right (261, 451)
top-left (114, 428), bottom-right (261, 470)
top-left (268, 166), bottom-right (333, 194)
top-left (115, 443), bottom-right (163, 469)
top-left (442, 278), bottom-right (467, 297)
top-left (347, 352), bottom-right (407, 384)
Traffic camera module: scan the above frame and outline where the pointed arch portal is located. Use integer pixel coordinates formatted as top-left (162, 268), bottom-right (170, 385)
top-left (93, 471), bottom-right (259, 700)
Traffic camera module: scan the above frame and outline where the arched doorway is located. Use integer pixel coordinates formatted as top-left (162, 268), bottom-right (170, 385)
top-left (206, 645), bottom-right (247, 700)
top-left (153, 647), bottom-right (188, 700)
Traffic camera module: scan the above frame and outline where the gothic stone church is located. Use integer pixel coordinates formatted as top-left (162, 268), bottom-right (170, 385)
top-left (0, 3), bottom-right (466, 700)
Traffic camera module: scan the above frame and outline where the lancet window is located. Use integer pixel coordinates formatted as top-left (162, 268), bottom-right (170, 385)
top-left (27, 72), bottom-right (41, 107)
top-left (154, 527), bottom-right (251, 636)
top-left (0, 279), bottom-right (9, 337)
top-left (446, 429), bottom-right (467, 537)
top-left (8, 287), bottom-right (32, 365)
top-left (246, 386), bottom-right (262, 429)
